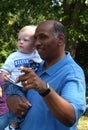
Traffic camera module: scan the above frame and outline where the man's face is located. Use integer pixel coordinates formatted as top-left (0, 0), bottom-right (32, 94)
top-left (34, 23), bottom-right (59, 61)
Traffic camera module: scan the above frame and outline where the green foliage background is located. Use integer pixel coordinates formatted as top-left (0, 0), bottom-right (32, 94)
top-left (0, 0), bottom-right (88, 90)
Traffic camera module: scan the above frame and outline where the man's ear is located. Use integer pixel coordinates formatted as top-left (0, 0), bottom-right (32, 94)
top-left (57, 34), bottom-right (65, 45)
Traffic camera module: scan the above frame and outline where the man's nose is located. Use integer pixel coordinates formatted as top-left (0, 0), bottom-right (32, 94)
top-left (35, 38), bottom-right (41, 46)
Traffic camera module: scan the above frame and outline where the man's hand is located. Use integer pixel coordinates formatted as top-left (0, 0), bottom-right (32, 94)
top-left (16, 66), bottom-right (47, 93)
top-left (7, 96), bottom-right (32, 118)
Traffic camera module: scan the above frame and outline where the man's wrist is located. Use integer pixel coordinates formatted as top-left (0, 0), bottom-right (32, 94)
top-left (39, 83), bottom-right (51, 97)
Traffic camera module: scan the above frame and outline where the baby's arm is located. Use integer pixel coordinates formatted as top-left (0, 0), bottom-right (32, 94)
top-left (0, 86), bottom-right (2, 97)
top-left (1, 71), bottom-right (10, 82)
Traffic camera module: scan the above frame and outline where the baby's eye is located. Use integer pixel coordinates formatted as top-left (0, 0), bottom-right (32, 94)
top-left (18, 38), bottom-right (21, 41)
top-left (24, 39), bottom-right (30, 42)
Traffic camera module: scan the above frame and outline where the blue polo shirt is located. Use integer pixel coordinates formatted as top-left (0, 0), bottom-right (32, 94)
top-left (20, 52), bottom-right (86, 130)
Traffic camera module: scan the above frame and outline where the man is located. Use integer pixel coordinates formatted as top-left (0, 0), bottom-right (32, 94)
top-left (7, 20), bottom-right (86, 130)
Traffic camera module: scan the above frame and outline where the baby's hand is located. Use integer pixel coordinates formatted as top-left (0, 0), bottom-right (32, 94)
top-left (0, 86), bottom-right (2, 97)
top-left (2, 72), bottom-right (10, 82)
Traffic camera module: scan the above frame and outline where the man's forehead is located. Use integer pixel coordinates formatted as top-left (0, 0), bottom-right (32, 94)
top-left (38, 21), bottom-right (53, 29)
top-left (35, 23), bottom-right (53, 35)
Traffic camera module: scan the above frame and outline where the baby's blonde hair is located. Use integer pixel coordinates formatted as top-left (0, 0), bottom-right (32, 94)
top-left (19, 25), bottom-right (37, 35)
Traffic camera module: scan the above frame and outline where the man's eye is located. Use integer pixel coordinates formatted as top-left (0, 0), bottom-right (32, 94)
top-left (39, 35), bottom-right (47, 40)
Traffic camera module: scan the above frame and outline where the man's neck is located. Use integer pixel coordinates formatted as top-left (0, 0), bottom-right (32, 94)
top-left (44, 52), bottom-right (66, 70)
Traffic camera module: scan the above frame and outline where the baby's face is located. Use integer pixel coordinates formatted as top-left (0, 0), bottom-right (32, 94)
top-left (18, 30), bottom-right (35, 54)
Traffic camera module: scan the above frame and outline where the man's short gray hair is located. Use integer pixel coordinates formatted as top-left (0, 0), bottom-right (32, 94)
top-left (53, 22), bottom-right (67, 44)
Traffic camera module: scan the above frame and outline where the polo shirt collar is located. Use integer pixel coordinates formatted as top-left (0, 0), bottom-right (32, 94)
top-left (38, 52), bottom-right (70, 76)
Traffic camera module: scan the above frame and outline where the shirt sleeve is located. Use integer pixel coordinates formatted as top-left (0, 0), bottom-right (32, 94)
top-left (1, 54), bottom-right (14, 74)
top-left (60, 73), bottom-right (86, 121)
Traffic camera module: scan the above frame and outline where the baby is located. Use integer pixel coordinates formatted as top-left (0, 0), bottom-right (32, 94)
top-left (1, 25), bottom-right (42, 130)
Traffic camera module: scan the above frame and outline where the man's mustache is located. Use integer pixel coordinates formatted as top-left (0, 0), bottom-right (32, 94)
top-left (36, 45), bottom-right (45, 50)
